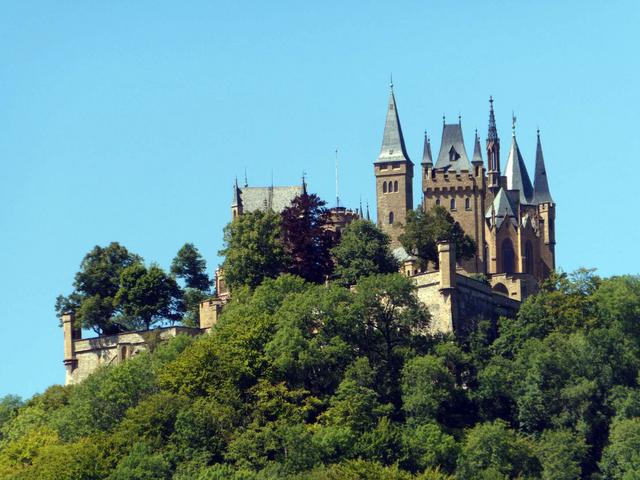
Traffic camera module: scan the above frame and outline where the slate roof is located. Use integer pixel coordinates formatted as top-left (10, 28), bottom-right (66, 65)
top-left (485, 187), bottom-right (517, 229)
top-left (472, 131), bottom-right (483, 164)
top-left (532, 132), bottom-right (554, 204)
top-left (233, 185), bottom-right (303, 213)
top-left (435, 124), bottom-right (472, 173)
top-left (421, 132), bottom-right (433, 165)
top-left (504, 135), bottom-right (534, 205)
top-left (375, 88), bottom-right (411, 164)
top-left (393, 246), bottom-right (417, 263)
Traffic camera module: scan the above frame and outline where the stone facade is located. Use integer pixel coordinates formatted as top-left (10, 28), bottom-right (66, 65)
top-left (375, 88), bottom-right (556, 300)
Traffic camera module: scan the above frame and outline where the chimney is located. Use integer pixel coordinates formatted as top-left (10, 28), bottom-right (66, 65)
top-left (438, 241), bottom-right (456, 290)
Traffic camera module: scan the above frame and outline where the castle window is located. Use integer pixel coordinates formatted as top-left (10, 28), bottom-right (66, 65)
top-left (501, 238), bottom-right (515, 275)
top-left (380, 164), bottom-right (388, 170)
top-left (435, 198), bottom-right (440, 206)
top-left (524, 240), bottom-right (534, 274)
top-left (465, 198), bottom-right (471, 210)
top-left (450, 198), bottom-right (456, 210)
top-left (383, 182), bottom-right (387, 193)
top-left (394, 180), bottom-right (398, 192)
top-left (389, 211), bottom-right (394, 224)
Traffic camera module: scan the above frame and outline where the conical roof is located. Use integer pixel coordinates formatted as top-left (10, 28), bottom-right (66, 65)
top-left (504, 134), bottom-right (534, 205)
top-left (375, 87), bottom-right (411, 164)
top-left (421, 131), bottom-right (433, 165)
top-left (472, 130), bottom-right (483, 164)
top-left (435, 123), bottom-right (472, 173)
top-left (532, 131), bottom-right (553, 204)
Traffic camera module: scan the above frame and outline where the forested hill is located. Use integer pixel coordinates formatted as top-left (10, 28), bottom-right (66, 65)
top-left (1, 271), bottom-right (640, 479)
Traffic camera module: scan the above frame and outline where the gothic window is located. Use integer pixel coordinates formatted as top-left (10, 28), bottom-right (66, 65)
top-left (465, 197), bottom-right (471, 210)
top-left (501, 238), bottom-right (515, 274)
top-left (524, 240), bottom-right (534, 274)
top-left (450, 198), bottom-right (456, 210)
top-left (383, 182), bottom-right (387, 193)
top-left (435, 198), bottom-right (440, 206)
top-left (394, 180), bottom-right (398, 192)
top-left (389, 211), bottom-right (394, 224)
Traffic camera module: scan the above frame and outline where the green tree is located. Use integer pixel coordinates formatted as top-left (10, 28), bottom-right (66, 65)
top-left (171, 243), bottom-right (211, 291)
top-left (599, 417), bottom-right (640, 479)
top-left (535, 429), bottom-right (587, 480)
top-left (456, 420), bottom-right (539, 480)
top-left (55, 242), bottom-right (142, 334)
top-left (401, 355), bottom-right (455, 425)
top-left (281, 192), bottom-right (335, 283)
top-left (115, 263), bottom-right (181, 330)
top-left (399, 206), bottom-right (475, 269)
top-left (219, 210), bottom-right (288, 289)
top-left (400, 422), bottom-right (459, 473)
top-left (331, 219), bottom-right (399, 286)
top-left (107, 442), bottom-right (171, 480)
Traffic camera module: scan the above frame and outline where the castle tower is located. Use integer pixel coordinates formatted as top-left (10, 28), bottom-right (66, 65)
top-left (504, 118), bottom-right (534, 206)
top-left (486, 97), bottom-right (502, 194)
top-left (374, 83), bottom-right (414, 246)
top-left (231, 179), bottom-right (243, 220)
top-left (423, 119), bottom-right (486, 273)
top-left (533, 130), bottom-right (556, 272)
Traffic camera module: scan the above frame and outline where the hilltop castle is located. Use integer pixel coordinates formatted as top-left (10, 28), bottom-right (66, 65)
top-left (63, 86), bottom-right (556, 384)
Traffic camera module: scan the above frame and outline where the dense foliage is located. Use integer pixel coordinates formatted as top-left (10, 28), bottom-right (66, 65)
top-left (14, 269), bottom-right (640, 478)
top-left (400, 206), bottom-right (476, 269)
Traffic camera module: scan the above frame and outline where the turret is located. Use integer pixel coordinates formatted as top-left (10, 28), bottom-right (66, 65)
top-left (231, 178), bottom-right (243, 219)
top-left (486, 97), bottom-right (501, 193)
top-left (533, 130), bottom-right (555, 268)
top-left (472, 129), bottom-right (484, 177)
top-left (374, 81), bottom-right (414, 246)
top-left (421, 131), bottom-right (433, 192)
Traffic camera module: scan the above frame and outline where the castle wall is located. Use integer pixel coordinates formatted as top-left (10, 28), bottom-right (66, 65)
top-left (67, 326), bottom-right (201, 385)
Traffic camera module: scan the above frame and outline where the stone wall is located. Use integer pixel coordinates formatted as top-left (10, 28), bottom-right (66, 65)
top-left (66, 326), bottom-right (201, 385)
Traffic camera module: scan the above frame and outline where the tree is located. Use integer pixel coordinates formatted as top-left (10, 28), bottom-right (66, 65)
top-left (399, 206), bottom-right (475, 269)
top-left (535, 429), bottom-right (587, 480)
top-left (55, 242), bottom-right (142, 334)
top-left (456, 420), bottom-right (540, 480)
top-left (115, 263), bottom-right (181, 330)
top-left (331, 219), bottom-right (399, 286)
top-left (281, 192), bottom-right (335, 283)
top-left (171, 243), bottom-right (211, 291)
top-left (219, 210), bottom-right (288, 289)
top-left (599, 417), bottom-right (640, 479)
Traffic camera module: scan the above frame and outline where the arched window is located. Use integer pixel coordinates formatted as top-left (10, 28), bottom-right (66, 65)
top-left (435, 198), bottom-right (440, 206)
top-left (389, 211), bottom-right (394, 224)
top-left (450, 198), bottom-right (456, 210)
top-left (524, 240), bottom-right (534, 274)
top-left (465, 197), bottom-right (470, 210)
top-left (394, 180), bottom-right (399, 192)
top-left (493, 283), bottom-right (509, 296)
top-left (383, 182), bottom-right (387, 193)
top-left (501, 238), bottom-right (515, 274)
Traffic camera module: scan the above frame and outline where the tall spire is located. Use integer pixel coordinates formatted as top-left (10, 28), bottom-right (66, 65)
top-left (486, 96), bottom-right (501, 192)
top-left (504, 129), bottom-right (534, 205)
top-left (533, 129), bottom-right (553, 204)
top-left (366, 201), bottom-right (371, 221)
top-left (375, 83), bottom-right (411, 164)
top-left (232, 177), bottom-right (242, 207)
top-left (421, 130), bottom-right (433, 166)
top-left (472, 129), bottom-right (483, 165)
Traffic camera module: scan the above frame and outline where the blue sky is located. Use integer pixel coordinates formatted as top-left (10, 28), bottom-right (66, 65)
top-left (1, 1), bottom-right (638, 398)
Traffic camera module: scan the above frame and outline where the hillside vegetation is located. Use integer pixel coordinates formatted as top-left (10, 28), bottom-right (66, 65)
top-left (2, 270), bottom-right (640, 479)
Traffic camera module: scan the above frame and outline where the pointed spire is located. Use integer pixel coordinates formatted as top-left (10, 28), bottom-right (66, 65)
top-left (504, 132), bottom-right (534, 205)
top-left (487, 96), bottom-right (498, 142)
top-left (375, 84), bottom-right (411, 164)
top-left (533, 130), bottom-right (554, 204)
top-left (472, 129), bottom-right (483, 165)
top-left (359, 197), bottom-right (363, 217)
top-left (232, 177), bottom-right (242, 207)
top-left (435, 122), bottom-right (472, 173)
top-left (301, 172), bottom-right (307, 195)
top-left (244, 169), bottom-right (248, 188)
top-left (421, 130), bottom-right (433, 166)
top-left (366, 201), bottom-right (371, 221)
top-left (485, 187), bottom-right (517, 229)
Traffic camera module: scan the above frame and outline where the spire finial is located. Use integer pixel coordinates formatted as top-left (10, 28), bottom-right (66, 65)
top-left (512, 112), bottom-right (517, 137)
top-left (442, 114), bottom-right (446, 126)
top-left (458, 114), bottom-right (462, 125)
top-left (475, 128), bottom-right (478, 139)
top-left (390, 74), bottom-right (393, 92)
top-left (537, 126), bottom-right (540, 138)
top-left (366, 200), bottom-right (371, 221)
top-left (244, 168), bottom-right (248, 187)
top-left (489, 95), bottom-right (494, 109)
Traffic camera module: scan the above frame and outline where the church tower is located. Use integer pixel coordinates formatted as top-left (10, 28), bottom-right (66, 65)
top-left (374, 83), bottom-right (413, 246)
top-left (533, 130), bottom-right (556, 273)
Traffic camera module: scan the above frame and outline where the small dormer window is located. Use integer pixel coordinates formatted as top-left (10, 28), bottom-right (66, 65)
top-left (449, 146), bottom-right (460, 162)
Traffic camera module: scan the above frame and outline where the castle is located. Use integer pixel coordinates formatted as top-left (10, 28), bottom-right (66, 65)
top-left (62, 86), bottom-right (555, 384)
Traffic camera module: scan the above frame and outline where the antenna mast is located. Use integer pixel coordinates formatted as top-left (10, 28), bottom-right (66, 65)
top-left (335, 148), bottom-right (340, 208)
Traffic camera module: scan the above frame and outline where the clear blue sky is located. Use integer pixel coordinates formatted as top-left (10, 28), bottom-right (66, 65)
top-left (1, 1), bottom-right (638, 399)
